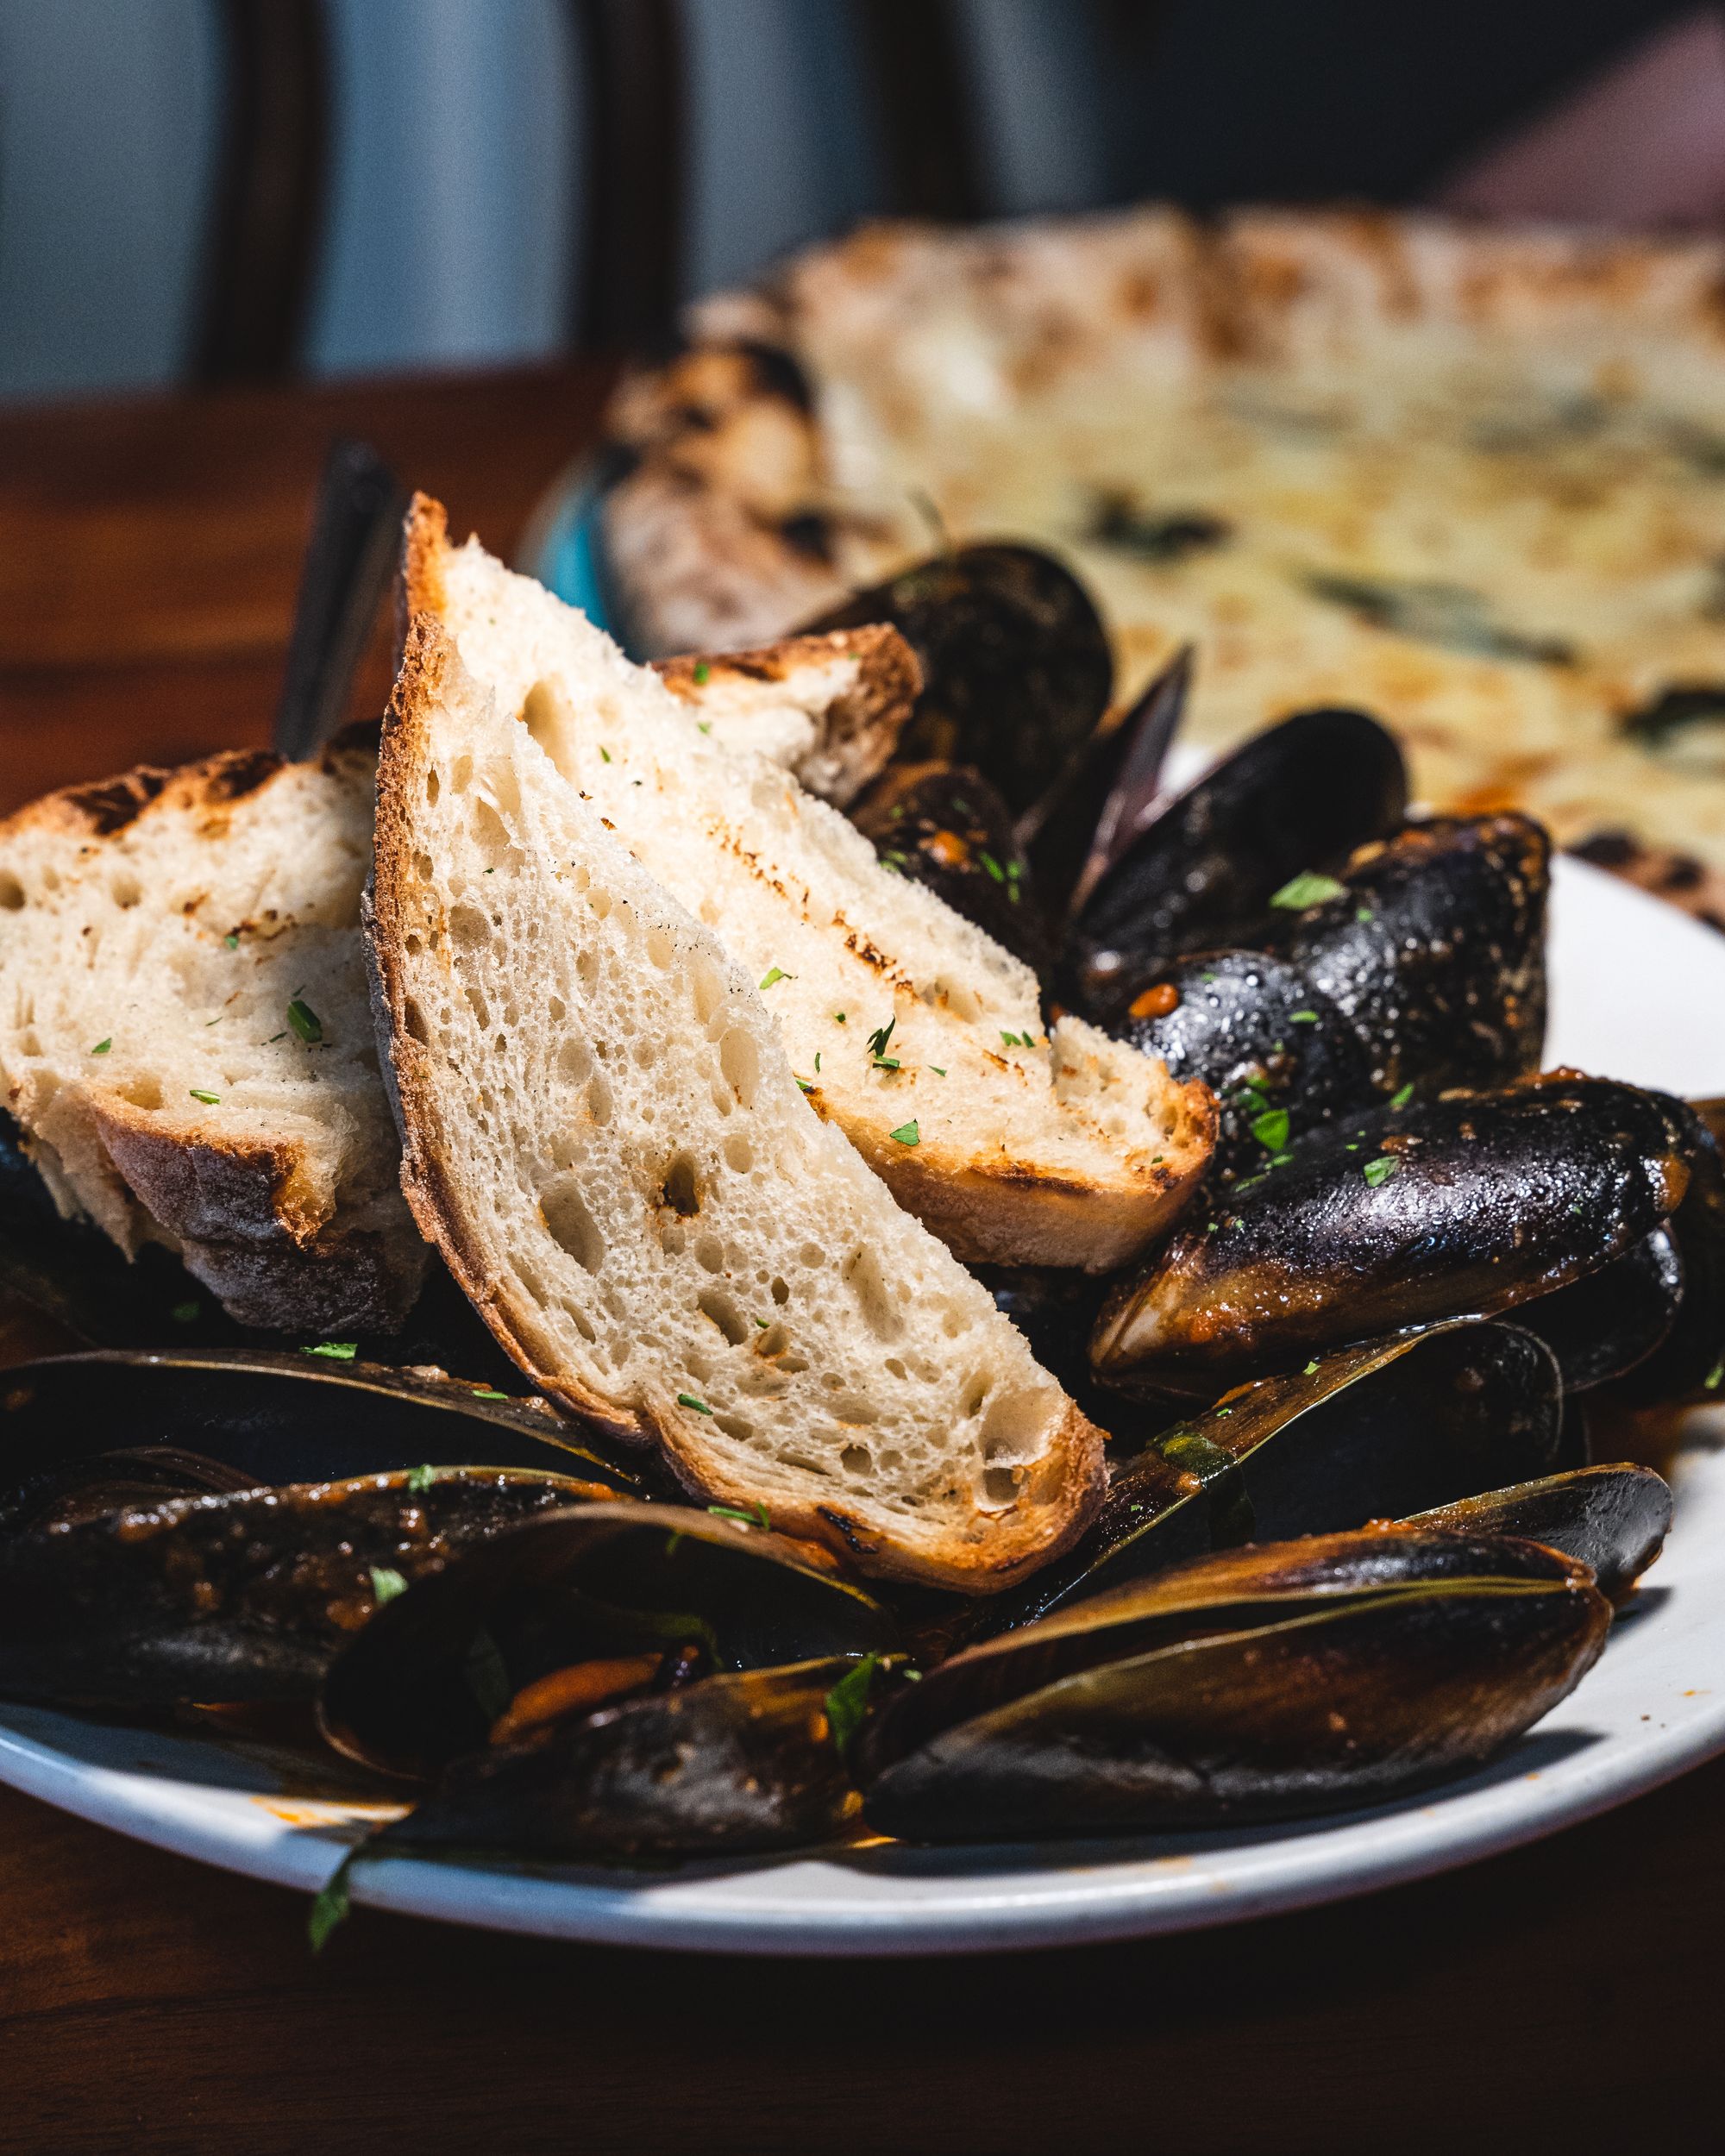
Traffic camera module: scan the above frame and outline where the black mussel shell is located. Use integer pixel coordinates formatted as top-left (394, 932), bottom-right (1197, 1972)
top-left (856, 1529), bottom-right (1609, 1841)
top-left (1603, 1102), bottom-right (1725, 1407)
top-left (1004, 1321), bottom-right (1563, 1626)
top-left (1270, 814), bottom-right (1550, 1095)
top-left (801, 544), bottom-right (1113, 818)
top-left (0, 1468), bottom-right (604, 1708)
top-left (1514, 1227), bottom-right (1684, 1392)
top-left (1061, 709), bottom-right (1407, 1019)
top-left (369, 1655), bottom-right (873, 1863)
top-left (1018, 644), bottom-right (1190, 919)
top-left (1093, 1079), bottom-right (1697, 1395)
top-left (850, 761), bottom-right (1053, 973)
top-left (1406, 1463), bottom-right (1672, 1604)
top-left (0, 1351), bottom-right (642, 1532)
top-left (1101, 951), bottom-right (1372, 1184)
top-left (319, 1503), bottom-right (898, 1779)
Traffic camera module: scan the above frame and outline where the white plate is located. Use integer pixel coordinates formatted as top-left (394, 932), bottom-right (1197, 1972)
top-left (2, 857), bottom-right (1722, 1956)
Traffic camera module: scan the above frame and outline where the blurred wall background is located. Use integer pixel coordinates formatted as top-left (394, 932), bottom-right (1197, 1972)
top-left (0, 0), bottom-right (1709, 405)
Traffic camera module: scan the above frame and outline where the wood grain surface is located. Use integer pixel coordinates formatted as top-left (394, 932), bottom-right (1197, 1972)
top-left (0, 369), bottom-right (1717, 2156)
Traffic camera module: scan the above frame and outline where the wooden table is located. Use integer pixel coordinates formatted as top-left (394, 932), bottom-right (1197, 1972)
top-left (0, 371), bottom-right (1716, 2156)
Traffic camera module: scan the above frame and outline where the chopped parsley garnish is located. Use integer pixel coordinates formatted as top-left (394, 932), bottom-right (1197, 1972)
top-left (824, 1652), bottom-right (882, 1757)
top-left (190, 1088), bottom-right (221, 1105)
top-left (405, 1463), bottom-right (436, 1491)
top-left (1233, 1082), bottom-right (1269, 1113)
top-left (599, 745), bottom-right (612, 762)
top-left (170, 1300), bottom-right (199, 1324)
top-left (91, 1037), bottom-right (111, 1056)
top-left (1706, 1359), bottom-right (1723, 1392)
top-left (1363, 1156), bottom-right (1399, 1188)
top-left (308, 1850), bottom-right (358, 1953)
top-left (470, 1388), bottom-right (508, 1402)
top-left (696, 720), bottom-right (712, 734)
top-left (889, 1119), bottom-right (920, 1145)
top-left (708, 1499), bottom-right (770, 1528)
top-left (756, 1316), bottom-right (770, 1328)
top-left (302, 1341), bottom-right (357, 1361)
top-left (873, 1056), bottom-right (900, 1072)
top-left (1303, 1358), bottom-right (1320, 1375)
top-left (834, 1012), bottom-right (846, 1024)
top-left (814, 1051), bottom-right (820, 1072)
top-left (1390, 1081), bottom-right (1415, 1109)
top-left (1270, 872), bottom-right (1346, 910)
top-left (287, 998), bottom-right (323, 1044)
top-left (758, 966), bottom-right (791, 990)
top-left (1289, 1010), bottom-right (1319, 1025)
top-left (368, 1565), bottom-right (409, 1606)
top-left (930, 1065), bottom-right (946, 1076)
top-left (1000, 1029), bottom-right (1038, 1049)
top-left (266, 1032), bottom-right (287, 1044)
top-left (678, 1392), bottom-right (714, 1414)
top-left (692, 660), bottom-right (712, 685)
top-left (223, 933), bottom-right (240, 950)
top-left (865, 1018), bottom-right (896, 1060)
top-left (795, 1075), bottom-right (815, 1093)
top-left (978, 850), bottom-right (1006, 883)
top-left (1356, 906), bottom-right (1376, 924)
top-left (1251, 1107), bottom-right (1290, 1152)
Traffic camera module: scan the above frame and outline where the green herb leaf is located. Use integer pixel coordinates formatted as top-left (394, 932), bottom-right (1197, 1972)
top-left (930, 1065), bottom-right (945, 1076)
top-left (308, 1850), bottom-right (357, 1953)
top-left (692, 660), bottom-right (712, 686)
top-left (170, 1300), bottom-right (200, 1324)
top-left (678, 1392), bottom-right (714, 1414)
top-left (1270, 872), bottom-right (1346, 910)
top-left (1233, 1082), bottom-right (1269, 1112)
top-left (813, 1051), bottom-right (820, 1072)
top-left (189, 1087), bottom-right (221, 1105)
top-left (405, 1463), bottom-right (436, 1492)
top-left (1289, 1010), bottom-right (1319, 1025)
top-left (795, 1075), bottom-right (815, 1093)
top-left (224, 932), bottom-right (242, 950)
top-left (1356, 906), bottom-right (1376, 924)
top-left (368, 1565), bottom-right (409, 1606)
top-left (1303, 1358), bottom-right (1320, 1375)
top-left (470, 1388), bottom-right (508, 1402)
top-left (302, 1341), bottom-right (357, 1361)
top-left (1390, 1082), bottom-right (1415, 1109)
top-left (1363, 1156), bottom-right (1399, 1188)
top-left (758, 966), bottom-right (790, 990)
top-left (865, 1018), bottom-right (895, 1059)
top-left (834, 1012), bottom-right (846, 1024)
top-left (978, 850), bottom-right (1005, 883)
top-left (91, 1037), bottom-right (111, 1056)
top-left (1251, 1107), bottom-right (1290, 1152)
top-left (697, 720), bottom-right (712, 734)
top-left (599, 745), bottom-right (612, 762)
top-left (287, 998), bottom-right (323, 1044)
top-left (889, 1119), bottom-right (919, 1145)
top-left (824, 1652), bottom-right (881, 1758)
top-left (1705, 1359), bottom-right (1723, 1392)
top-left (708, 1500), bottom-right (770, 1529)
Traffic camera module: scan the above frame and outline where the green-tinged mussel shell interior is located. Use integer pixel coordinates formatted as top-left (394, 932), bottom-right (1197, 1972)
top-left (856, 1529), bottom-right (1610, 1841)
top-left (319, 1502), bottom-right (899, 1779)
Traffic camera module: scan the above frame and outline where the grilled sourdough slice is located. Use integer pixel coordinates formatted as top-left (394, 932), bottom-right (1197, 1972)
top-left (404, 498), bottom-right (1214, 1269)
top-left (369, 624), bottom-right (1105, 1590)
top-left (653, 625), bottom-right (916, 805)
top-left (0, 738), bottom-right (428, 1332)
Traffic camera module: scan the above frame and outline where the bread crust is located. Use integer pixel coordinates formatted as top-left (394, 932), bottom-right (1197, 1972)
top-left (369, 618), bottom-right (1107, 1590)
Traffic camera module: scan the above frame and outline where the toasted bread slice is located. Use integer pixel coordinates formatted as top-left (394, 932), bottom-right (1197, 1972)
top-left (652, 625), bottom-right (917, 805)
top-left (369, 623), bottom-right (1104, 1589)
top-left (404, 497), bottom-right (1214, 1269)
top-left (0, 738), bottom-right (428, 1331)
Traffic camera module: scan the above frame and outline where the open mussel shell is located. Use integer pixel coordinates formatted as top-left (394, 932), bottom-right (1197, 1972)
top-left (1094, 1078), bottom-right (1697, 1395)
top-left (850, 761), bottom-right (1054, 973)
top-left (1061, 708), bottom-right (1407, 1021)
top-left (369, 1654), bottom-right (878, 1864)
top-left (319, 1502), bottom-right (898, 1779)
top-left (1603, 1102), bottom-right (1725, 1408)
top-left (1270, 814), bottom-right (1550, 1096)
top-left (0, 1349), bottom-right (642, 1532)
top-left (1514, 1227), bottom-right (1684, 1393)
top-left (856, 1528), bottom-right (1609, 1841)
top-left (1006, 1321), bottom-right (1563, 1626)
top-left (802, 543), bottom-right (1113, 818)
top-left (0, 1468), bottom-right (605, 1708)
top-left (1406, 1464), bottom-right (1672, 1604)
top-left (1103, 950), bottom-right (1373, 1184)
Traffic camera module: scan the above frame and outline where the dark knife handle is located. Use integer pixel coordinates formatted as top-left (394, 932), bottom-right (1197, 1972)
top-left (273, 438), bottom-right (410, 762)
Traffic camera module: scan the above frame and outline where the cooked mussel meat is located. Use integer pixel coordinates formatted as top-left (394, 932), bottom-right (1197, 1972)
top-left (850, 762), bottom-right (1053, 972)
top-left (366, 1654), bottom-right (886, 1863)
top-left (0, 1467), bottom-right (607, 1708)
top-left (856, 1529), bottom-right (1610, 1841)
top-left (1094, 1078), bottom-right (1697, 1395)
top-left (802, 543), bottom-right (1113, 816)
top-left (1406, 1463), bottom-right (1672, 1604)
top-left (0, 1349), bottom-right (642, 1531)
top-left (319, 1501), bottom-right (898, 1779)
top-left (1007, 1320), bottom-right (1563, 1624)
top-left (1062, 708), bottom-right (1407, 1018)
